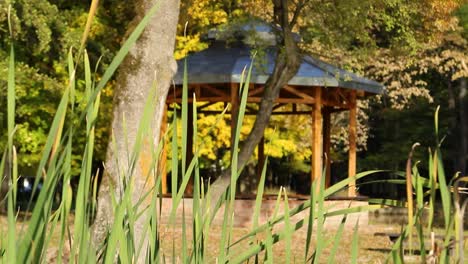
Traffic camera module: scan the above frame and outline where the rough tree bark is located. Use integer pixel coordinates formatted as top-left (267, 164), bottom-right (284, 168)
top-left (92, 0), bottom-right (180, 257)
top-left (208, 0), bottom-right (303, 210)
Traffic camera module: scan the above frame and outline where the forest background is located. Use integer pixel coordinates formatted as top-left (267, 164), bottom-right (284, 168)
top-left (0, 0), bottom-right (467, 196)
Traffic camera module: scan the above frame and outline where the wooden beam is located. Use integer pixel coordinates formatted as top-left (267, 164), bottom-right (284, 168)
top-left (323, 107), bottom-right (331, 188)
top-left (348, 90), bottom-right (357, 197)
top-left (284, 85), bottom-right (316, 101)
top-left (200, 84), bottom-right (229, 97)
top-left (167, 96), bottom-right (318, 104)
top-left (312, 87), bottom-right (323, 189)
top-left (186, 103), bottom-right (194, 195)
top-left (160, 105), bottom-right (168, 194)
top-left (198, 110), bottom-right (312, 116)
top-left (167, 97), bottom-right (229, 103)
top-left (248, 86), bottom-right (264, 96)
top-left (249, 97), bottom-right (316, 104)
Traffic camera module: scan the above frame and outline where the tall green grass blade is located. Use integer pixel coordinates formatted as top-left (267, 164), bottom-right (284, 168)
top-left (268, 187), bottom-right (284, 263)
top-left (439, 216), bottom-right (454, 263)
top-left (436, 148), bottom-right (451, 229)
top-left (413, 165), bottom-right (423, 210)
top-left (217, 192), bottom-right (232, 263)
top-left (434, 106), bottom-right (440, 142)
top-left (324, 205), bottom-right (383, 218)
top-left (252, 158), bottom-right (268, 232)
top-left (434, 107), bottom-right (451, 229)
top-left (6, 151), bottom-right (17, 264)
top-left (103, 178), bottom-right (134, 264)
top-left (233, 65), bottom-right (253, 179)
top-left (79, 0), bottom-right (99, 55)
top-left (304, 179), bottom-right (316, 262)
top-left (264, 221), bottom-right (274, 264)
top-left (191, 96), bottom-right (202, 263)
top-left (413, 164), bottom-right (426, 261)
top-left (415, 209), bottom-right (426, 261)
top-left (283, 190), bottom-right (291, 264)
top-left (17, 88), bottom-right (70, 263)
top-left (181, 201), bottom-right (188, 263)
top-left (350, 218), bottom-right (360, 264)
top-left (6, 17), bottom-right (17, 264)
top-left (5, 10), bottom-right (17, 258)
top-left (0, 152), bottom-right (6, 261)
top-left (55, 145), bottom-right (71, 264)
top-left (427, 149), bottom-right (436, 230)
top-left (326, 214), bottom-right (348, 264)
top-left (7, 13), bottom-right (15, 153)
top-left (453, 177), bottom-right (468, 262)
top-left (325, 170), bottom-right (384, 197)
top-left (54, 49), bottom-right (76, 264)
top-left (313, 168), bottom-right (326, 264)
top-left (181, 60), bottom-right (188, 174)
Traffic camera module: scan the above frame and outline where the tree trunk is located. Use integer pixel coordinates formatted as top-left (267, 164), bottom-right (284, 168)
top-left (458, 78), bottom-right (467, 175)
top-left (208, 0), bottom-right (302, 211)
top-left (92, 0), bottom-right (180, 259)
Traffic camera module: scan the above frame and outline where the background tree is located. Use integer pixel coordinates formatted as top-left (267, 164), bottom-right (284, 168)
top-left (0, 0), bottom-right (134, 175)
top-left (91, 0), bottom-right (180, 257)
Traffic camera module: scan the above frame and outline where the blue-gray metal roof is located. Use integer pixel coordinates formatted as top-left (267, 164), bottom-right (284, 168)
top-left (174, 42), bottom-right (384, 94)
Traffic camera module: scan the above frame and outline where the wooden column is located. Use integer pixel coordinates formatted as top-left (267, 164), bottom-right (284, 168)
top-left (186, 103), bottom-right (194, 195)
top-left (311, 87), bottom-right (323, 187)
top-left (231, 83), bottom-right (239, 153)
top-left (323, 107), bottom-right (331, 188)
top-left (257, 136), bottom-right (265, 177)
top-left (348, 91), bottom-right (357, 197)
top-left (160, 105), bottom-right (168, 194)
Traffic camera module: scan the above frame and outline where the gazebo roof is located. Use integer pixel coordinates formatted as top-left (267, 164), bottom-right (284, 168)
top-left (165, 23), bottom-right (381, 197)
top-left (174, 41), bottom-right (384, 94)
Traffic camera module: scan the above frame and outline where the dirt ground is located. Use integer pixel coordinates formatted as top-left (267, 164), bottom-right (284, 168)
top-left (157, 222), bottom-right (399, 263)
top-left (1, 214), bottom-right (466, 263)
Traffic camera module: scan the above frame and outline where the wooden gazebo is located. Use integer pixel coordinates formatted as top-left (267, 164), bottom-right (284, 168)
top-left (163, 23), bottom-right (383, 196)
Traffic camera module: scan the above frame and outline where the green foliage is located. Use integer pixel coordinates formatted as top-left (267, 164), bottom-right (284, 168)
top-left (455, 3), bottom-right (468, 39)
top-left (0, 0), bottom-right (134, 175)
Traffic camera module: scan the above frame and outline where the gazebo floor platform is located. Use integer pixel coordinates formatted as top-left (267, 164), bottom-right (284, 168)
top-left (156, 196), bottom-right (369, 229)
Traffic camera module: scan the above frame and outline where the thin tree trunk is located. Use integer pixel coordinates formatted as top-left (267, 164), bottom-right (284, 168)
top-left (447, 79), bottom-right (458, 171)
top-left (92, 0), bottom-right (180, 260)
top-left (458, 78), bottom-right (467, 175)
top-left (208, 0), bottom-right (302, 212)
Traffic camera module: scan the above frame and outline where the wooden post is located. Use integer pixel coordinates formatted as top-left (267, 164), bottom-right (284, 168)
top-left (348, 91), bottom-right (357, 197)
top-left (186, 103), bottom-right (194, 195)
top-left (311, 87), bottom-right (323, 188)
top-left (323, 107), bottom-right (331, 188)
top-left (231, 83), bottom-right (239, 153)
top-left (160, 105), bottom-right (168, 194)
top-left (257, 136), bottom-right (265, 177)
